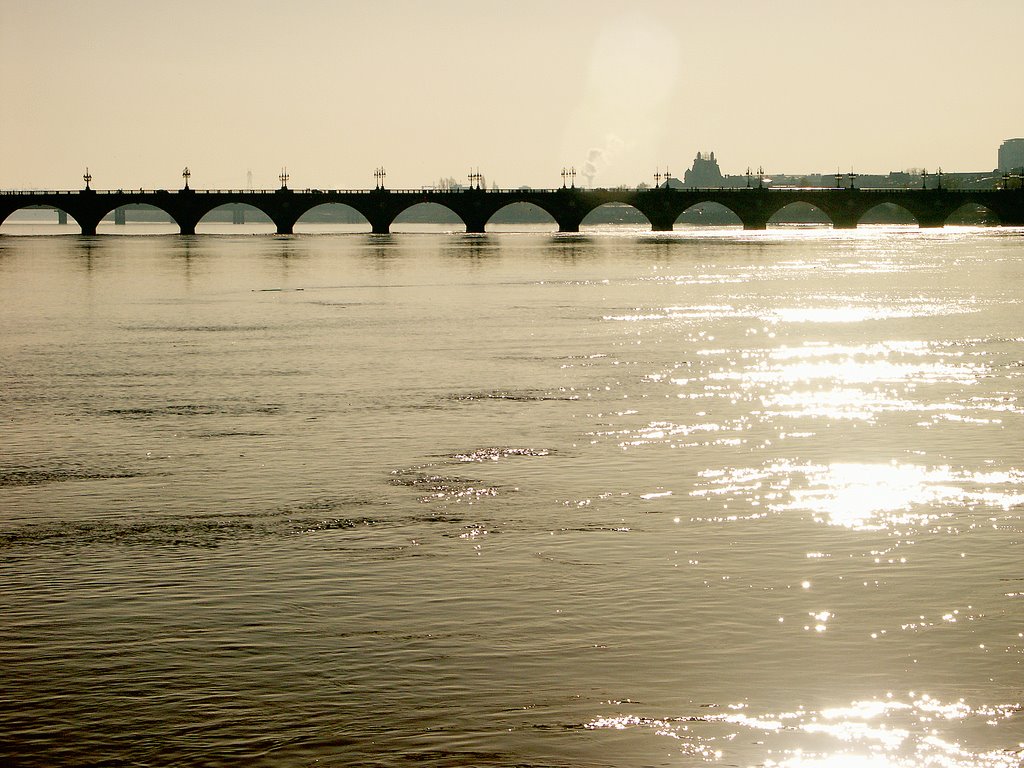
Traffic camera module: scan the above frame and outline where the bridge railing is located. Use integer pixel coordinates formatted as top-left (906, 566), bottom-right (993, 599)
top-left (0, 189), bottom-right (91, 196)
top-left (0, 186), bottom-right (1003, 196)
top-left (0, 188), bottom-right (178, 196)
top-left (1, 187), bottom-right (566, 195)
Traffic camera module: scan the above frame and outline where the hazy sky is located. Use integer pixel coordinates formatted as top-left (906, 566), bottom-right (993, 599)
top-left (2, 0), bottom-right (1022, 189)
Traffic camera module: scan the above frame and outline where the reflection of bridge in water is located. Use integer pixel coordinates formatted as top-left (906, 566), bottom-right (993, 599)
top-left (3, 186), bottom-right (1024, 235)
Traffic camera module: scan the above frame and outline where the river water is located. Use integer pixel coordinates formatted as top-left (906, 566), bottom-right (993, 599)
top-left (1, 223), bottom-right (1022, 768)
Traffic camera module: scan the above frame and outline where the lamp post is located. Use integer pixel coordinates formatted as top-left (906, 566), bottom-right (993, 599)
top-left (569, 166), bottom-right (576, 188)
top-left (654, 170), bottom-right (662, 188)
top-left (937, 167), bottom-right (943, 190)
top-left (848, 169), bottom-right (857, 190)
top-left (279, 167), bottom-right (289, 190)
top-left (182, 167), bottom-right (191, 190)
top-left (922, 169), bottom-right (928, 190)
top-left (83, 167), bottom-right (92, 191)
top-left (758, 166), bottom-right (765, 189)
top-left (835, 169), bottom-right (843, 189)
top-left (374, 167), bottom-right (386, 189)
top-left (747, 167), bottom-right (753, 188)
top-left (561, 167), bottom-right (568, 188)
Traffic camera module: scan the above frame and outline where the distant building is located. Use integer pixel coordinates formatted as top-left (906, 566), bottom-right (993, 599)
top-left (683, 151), bottom-right (725, 187)
top-left (998, 138), bottom-right (1024, 172)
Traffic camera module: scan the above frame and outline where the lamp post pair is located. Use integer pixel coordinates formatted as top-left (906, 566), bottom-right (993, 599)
top-left (834, 169), bottom-right (858, 190)
top-left (920, 169), bottom-right (944, 190)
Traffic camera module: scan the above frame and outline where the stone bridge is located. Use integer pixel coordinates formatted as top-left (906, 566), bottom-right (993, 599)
top-left (2, 186), bottom-right (1023, 234)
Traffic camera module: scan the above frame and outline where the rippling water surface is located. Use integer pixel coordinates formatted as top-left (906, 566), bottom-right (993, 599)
top-left (1, 226), bottom-right (1022, 767)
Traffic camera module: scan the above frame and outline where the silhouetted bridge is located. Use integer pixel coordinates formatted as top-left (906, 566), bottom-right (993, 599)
top-left (3, 186), bottom-right (1023, 234)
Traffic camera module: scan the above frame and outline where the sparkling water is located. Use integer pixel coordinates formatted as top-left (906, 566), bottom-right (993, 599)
top-left (2, 225), bottom-right (1022, 767)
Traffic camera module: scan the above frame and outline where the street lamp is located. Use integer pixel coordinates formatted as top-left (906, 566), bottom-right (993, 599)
top-left (374, 167), bottom-right (386, 189)
top-left (747, 167), bottom-right (753, 188)
top-left (835, 169), bottom-right (843, 189)
top-left (182, 167), bottom-right (191, 190)
top-left (937, 167), bottom-right (943, 190)
top-left (922, 169), bottom-right (928, 190)
top-left (561, 167), bottom-right (568, 188)
top-left (569, 166), bottom-right (576, 188)
top-left (83, 167), bottom-right (92, 190)
top-left (654, 170), bottom-right (662, 188)
top-left (758, 166), bottom-right (765, 189)
top-left (848, 169), bottom-right (858, 190)
top-left (279, 167), bottom-right (289, 189)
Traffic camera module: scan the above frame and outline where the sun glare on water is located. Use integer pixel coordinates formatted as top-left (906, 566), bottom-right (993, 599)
top-left (586, 694), bottom-right (1022, 767)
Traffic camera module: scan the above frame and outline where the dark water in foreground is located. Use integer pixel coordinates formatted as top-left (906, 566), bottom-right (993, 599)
top-left (1, 226), bottom-right (1022, 767)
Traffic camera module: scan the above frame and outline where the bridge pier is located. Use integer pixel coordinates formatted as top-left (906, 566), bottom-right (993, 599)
top-left (917, 216), bottom-right (946, 229)
top-left (555, 212), bottom-right (583, 233)
top-left (828, 209), bottom-right (861, 229)
top-left (272, 209), bottom-right (299, 234)
top-left (78, 214), bottom-right (102, 236)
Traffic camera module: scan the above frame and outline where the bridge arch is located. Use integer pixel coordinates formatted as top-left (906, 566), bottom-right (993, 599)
top-left (195, 202), bottom-right (276, 234)
top-left (580, 201), bottom-right (651, 229)
top-left (391, 202), bottom-right (467, 232)
top-left (0, 203), bottom-right (80, 233)
top-left (945, 202), bottom-right (1000, 226)
top-left (294, 202), bottom-right (372, 233)
top-left (767, 201), bottom-right (832, 227)
top-left (485, 201), bottom-right (558, 232)
top-left (94, 202), bottom-right (178, 234)
top-left (675, 201), bottom-right (743, 227)
top-left (858, 202), bottom-right (918, 226)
